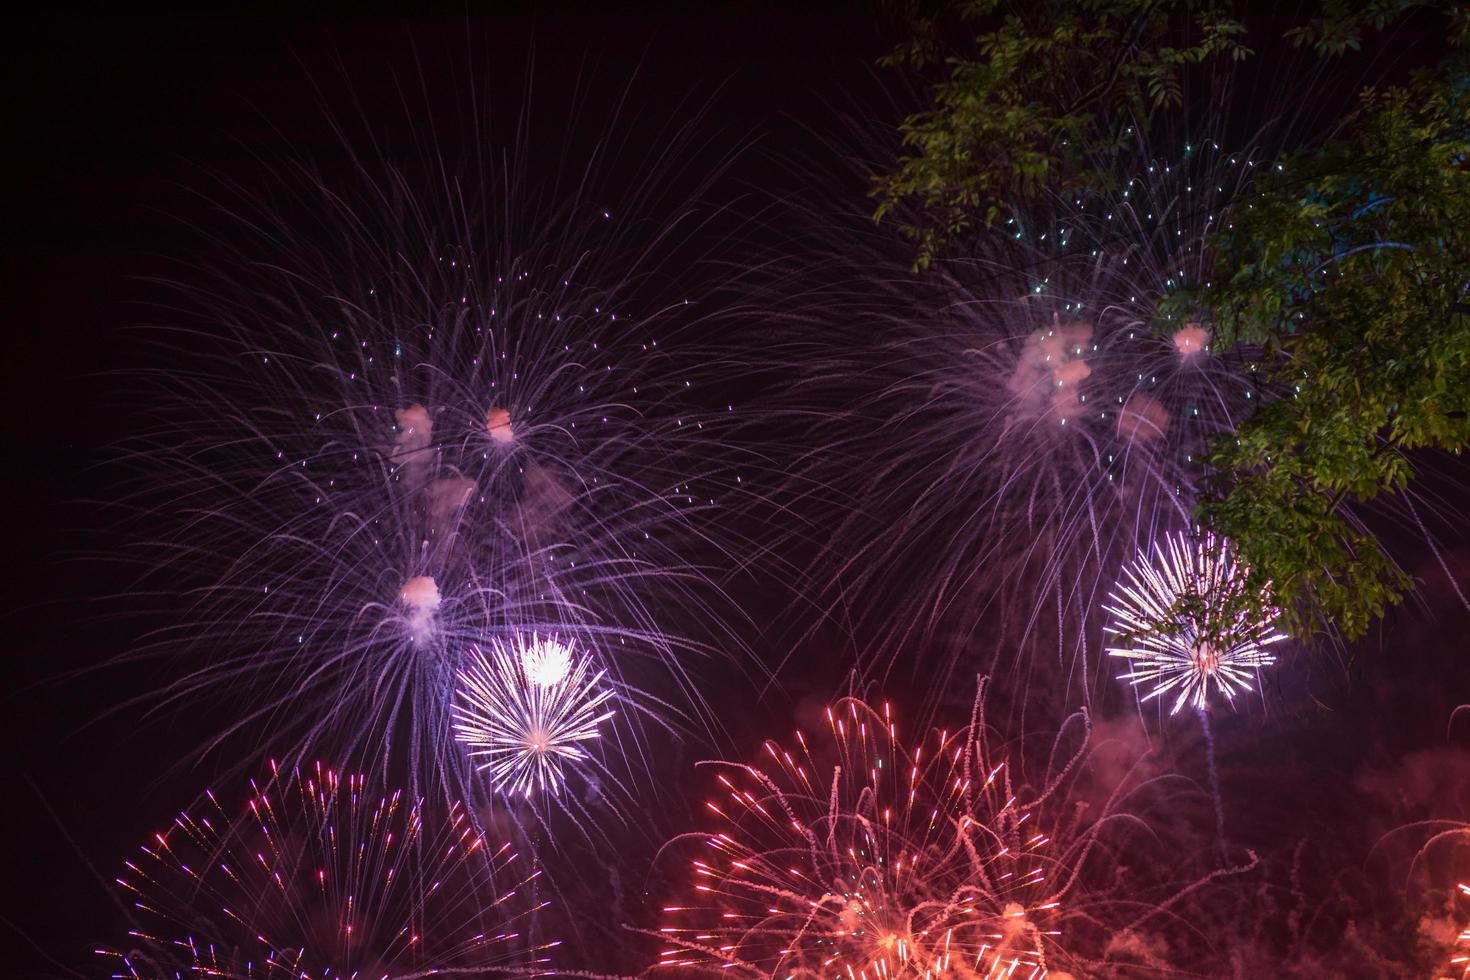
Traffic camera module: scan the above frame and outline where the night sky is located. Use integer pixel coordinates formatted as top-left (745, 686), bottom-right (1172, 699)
top-left (6, 7), bottom-right (1470, 978)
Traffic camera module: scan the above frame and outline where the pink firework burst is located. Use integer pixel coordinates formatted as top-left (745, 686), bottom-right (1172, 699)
top-left (99, 761), bottom-right (556, 979)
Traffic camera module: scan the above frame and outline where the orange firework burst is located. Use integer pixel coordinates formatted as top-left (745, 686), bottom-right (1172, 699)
top-left (653, 696), bottom-right (1148, 978)
top-left (1448, 883), bottom-right (1470, 978)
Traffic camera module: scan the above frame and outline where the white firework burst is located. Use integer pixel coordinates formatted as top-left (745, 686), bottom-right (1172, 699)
top-left (1104, 531), bottom-right (1285, 714)
top-left (453, 635), bottom-right (616, 798)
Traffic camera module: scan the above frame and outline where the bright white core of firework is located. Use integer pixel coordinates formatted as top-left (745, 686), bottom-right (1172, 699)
top-left (452, 635), bottom-right (614, 797)
top-left (1104, 531), bottom-right (1285, 714)
top-left (521, 635), bottom-right (572, 687)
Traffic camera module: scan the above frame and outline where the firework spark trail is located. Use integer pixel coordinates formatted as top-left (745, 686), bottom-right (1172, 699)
top-left (759, 131), bottom-right (1279, 715)
top-left (97, 761), bottom-right (556, 979)
top-left (650, 690), bottom-right (1224, 977)
top-left (453, 634), bottom-right (616, 798)
top-left (1104, 531), bottom-right (1285, 715)
top-left (1391, 822), bottom-right (1470, 979)
top-left (113, 79), bottom-right (756, 809)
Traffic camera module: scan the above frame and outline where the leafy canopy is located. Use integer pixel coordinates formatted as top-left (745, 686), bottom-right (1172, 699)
top-left (1190, 72), bottom-right (1470, 638)
top-left (876, 1), bottom-right (1470, 639)
top-left (874, 0), bottom-right (1252, 270)
top-left (876, 0), bottom-right (1465, 270)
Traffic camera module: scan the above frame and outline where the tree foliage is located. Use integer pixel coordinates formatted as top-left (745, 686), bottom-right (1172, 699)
top-left (1190, 71), bottom-right (1470, 638)
top-left (874, 0), bottom-right (1251, 270)
top-left (875, 0), bottom-right (1470, 640)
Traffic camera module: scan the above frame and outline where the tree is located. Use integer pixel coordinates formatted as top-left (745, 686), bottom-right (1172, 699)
top-left (874, 0), bottom-right (1251, 270)
top-left (1184, 71), bottom-right (1470, 638)
top-left (875, 1), bottom-right (1470, 638)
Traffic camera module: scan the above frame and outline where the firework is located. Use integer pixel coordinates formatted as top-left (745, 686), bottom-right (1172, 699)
top-left (116, 75), bottom-right (749, 802)
top-left (653, 694), bottom-right (1211, 976)
top-left (1104, 531), bottom-right (1284, 714)
top-left (1451, 883), bottom-right (1470, 978)
top-left (453, 634), bottom-right (616, 798)
top-left (758, 126), bottom-right (1274, 713)
top-left (98, 761), bottom-right (555, 979)
top-left (1405, 823), bottom-right (1470, 979)
top-left (765, 86), bottom-right (1457, 715)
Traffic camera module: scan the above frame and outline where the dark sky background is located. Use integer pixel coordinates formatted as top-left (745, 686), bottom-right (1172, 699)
top-left (6, 7), bottom-right (1470, 977)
